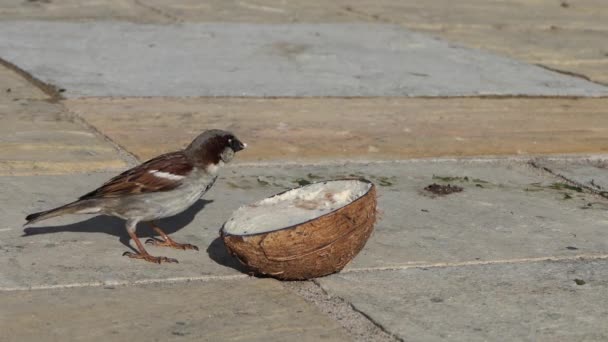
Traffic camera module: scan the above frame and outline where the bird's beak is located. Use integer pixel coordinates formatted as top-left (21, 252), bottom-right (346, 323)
top-left (232, 139), bottom-right (247, 152)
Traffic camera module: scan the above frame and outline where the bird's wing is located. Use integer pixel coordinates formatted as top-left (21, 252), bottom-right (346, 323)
top-left (79, 151), bottom-right (194, 199)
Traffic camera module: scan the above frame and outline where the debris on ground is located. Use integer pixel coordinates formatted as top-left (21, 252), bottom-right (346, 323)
top-left (424, 183), bottom-right (463, 196)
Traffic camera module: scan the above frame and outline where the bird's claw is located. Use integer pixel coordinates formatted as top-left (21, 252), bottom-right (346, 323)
top-left (122, 251), bottom-right (178, 264)
top-left (145, 238), bottom-right (199, 251)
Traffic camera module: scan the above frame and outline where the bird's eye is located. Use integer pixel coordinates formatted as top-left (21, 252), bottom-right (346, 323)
top-left (228, 138), bottom-right (232, 144)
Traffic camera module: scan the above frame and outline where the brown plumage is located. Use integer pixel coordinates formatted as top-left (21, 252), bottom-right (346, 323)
top-left (79, 152), bottom-right (193, 199)
top-left (25, 129), bottom-right (246, 264)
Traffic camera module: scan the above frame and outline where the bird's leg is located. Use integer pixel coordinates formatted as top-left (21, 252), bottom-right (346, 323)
top-left (122, 220), bottom-right (178, 264)
top-left (145, 222), bottom-right (199, 251)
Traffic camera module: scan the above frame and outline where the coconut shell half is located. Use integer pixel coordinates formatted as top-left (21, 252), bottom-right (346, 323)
top-left (220, 179), bottom-right (376, 280)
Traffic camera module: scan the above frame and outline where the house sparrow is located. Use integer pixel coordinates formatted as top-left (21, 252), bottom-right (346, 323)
top-left (24, 129), bottom-right (246, 264)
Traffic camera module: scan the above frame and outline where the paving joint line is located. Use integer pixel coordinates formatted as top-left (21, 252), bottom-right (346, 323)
top-left (0, 274), bottom-right (250, 292)
top-left (338, 5), bottom-right (608, 90)
top-left (224, 154), bottom-right (608, 169)
top-left (68, 94), bottom-right (608, 100)
top-left (4, 155), bottom-right (607, 177)
top-left (283, 279), bottom-right (401, 342)
top-left (312, 279), bottom-right (405, 342)
top-left (133, 0), bottom-right (182, 23)
top-left (346, 302), bottom-right (404, 342)
top-left (0, 56), bottom-right (63, 102)
top-left (64, 108), bottom-right (141, 167)
top-left (339, 5), bottom-right (391, 24)
top-left (344, 254), bottom-right (608, 274)
top-left (5, 255), bottom-right (606, 292)
top-left (535, 63), bottom-right (608, 87)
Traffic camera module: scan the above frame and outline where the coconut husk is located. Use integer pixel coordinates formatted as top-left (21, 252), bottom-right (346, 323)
top-left (221, 180), bottom-right (376, 280)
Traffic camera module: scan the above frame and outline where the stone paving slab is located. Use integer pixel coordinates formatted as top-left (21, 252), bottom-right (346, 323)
top-left (1, 1), bottom-right (605, 84)
top-left (241, 161), bottom-right (608, 271)
top-left (533, 158), bottom-right (608, 193)
top-left (318, 259), bottom-right (608, 341)
top-left (66, 97), bottom-right (608, 162)
top-left (140, 0), bottom-right (608, 28)
top-left (3, 160), bottom-right (608, 289)
top-left (1, 22), bottom-right (606, 97)
top-left (337, 0), bottom-right (608, 85)
top-left (419, 26), bottom-right (608, 86)
top-left (1, 172), bottom-right (244, 289)
top-left (0, 0), bottom-right (353, 24)
top-left (340, 0), bottom-right (608, 31)
top-left (0, 278), bottom-right (350, 342)
top-left (0, 100), bottom-right (128, 175)
top-left (3, 0), bottom-right (605, 29)
top-left (0, 0), bottom-right (168, 22)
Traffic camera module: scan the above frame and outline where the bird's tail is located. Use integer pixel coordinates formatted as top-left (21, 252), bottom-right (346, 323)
top-left (24, 200), bottom-right (101, 226)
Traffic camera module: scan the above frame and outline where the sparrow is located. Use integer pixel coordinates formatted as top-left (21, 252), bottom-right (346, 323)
top-left (24, 129), bottom-right (246, 264)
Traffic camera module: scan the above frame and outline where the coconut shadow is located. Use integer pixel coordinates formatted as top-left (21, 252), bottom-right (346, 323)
top-left (206, 237), bottom-right (250, 273)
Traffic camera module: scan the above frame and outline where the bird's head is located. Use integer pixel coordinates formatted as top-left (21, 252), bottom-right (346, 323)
top-left (185, 129), bottom-right (246, 170)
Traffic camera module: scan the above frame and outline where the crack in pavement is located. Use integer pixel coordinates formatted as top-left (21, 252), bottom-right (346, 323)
top-left (220, 154), bottom-right (608, 169)
top-left (529, 159), bottom-right (608, 200)
top-left (344, 254), bottom-right (608, 274)
top-left (283, 279), bottom-right (402, 342)
top-left (339, 5), bottom-right (608, 90)
top-left (4, 254), bottom-right (606, 292)
top-left (0, 56), bottom-right (63, 102)
top-left (65, 109), bottom-right (141, 167)
top-left (133, 0), bottom-right (182, 23)
top-left (0, 274), bottom-right (250, 292)
top-left (535, 64), bottom-right (608, 87)
top-left (345, 299), bottom-right (405, 342)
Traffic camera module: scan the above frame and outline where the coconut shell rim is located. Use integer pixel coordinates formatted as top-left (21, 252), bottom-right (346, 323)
top-left (220, 177), bottom-right (375, 237)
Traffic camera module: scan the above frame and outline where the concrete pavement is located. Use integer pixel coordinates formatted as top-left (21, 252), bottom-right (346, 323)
top-left (2, 22), bottom-right (606, 97)
top-left (66, 97), bottom-right (608, 162)
top-left (319, 259), bottom-right (608, 341)
top-left (4, 160), bottom-right (608, 289)
top-left (0, 99), bottom-right (129, 175)
top-left (1, 0), bottom-right (606, 84)
top-left (1, 1), bottom-right (608, 341)
top-left (3, 159), bottom-right (608, 340)
top-left (1, 279), bottom-right (351, 342)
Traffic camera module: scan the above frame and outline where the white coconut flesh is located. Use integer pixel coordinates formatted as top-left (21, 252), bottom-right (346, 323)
top-left (223, 180), bottom-right (372, 236)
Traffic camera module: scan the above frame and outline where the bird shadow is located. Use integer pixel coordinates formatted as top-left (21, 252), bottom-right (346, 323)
top-left (22, 199), bottom-right (213, 252)
top-left (206, 237), bottom-right (249, 273)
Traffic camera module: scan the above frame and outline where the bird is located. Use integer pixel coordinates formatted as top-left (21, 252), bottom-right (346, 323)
top-left (24, 129), bottom-right (246, 264)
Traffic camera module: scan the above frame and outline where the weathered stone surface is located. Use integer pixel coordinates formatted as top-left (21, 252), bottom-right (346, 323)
top-left (338, 0), bottom-right (608, 84)
top-left (424, 26), bottom-right (608, 85)
top-left (1, 170), bottom-right (245, 290)
top-left (0, 279), bottom-right (350, 342)
top-left (319, 259), bottom-right (608, 341)
top-left (1, 22), bottom-right (605, 97)
top-left (3, 161), bottom-right (608, 289)
top-left (0, 100), bottom-right (128, 175)
top-left (1, 1), bottom-right (604, 83)
top-left (66, 97), bottom-right (608, 162)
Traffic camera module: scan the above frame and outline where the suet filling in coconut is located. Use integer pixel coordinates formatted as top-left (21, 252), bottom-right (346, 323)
top-left (223, 180), bottom-right (371, 235)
